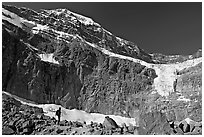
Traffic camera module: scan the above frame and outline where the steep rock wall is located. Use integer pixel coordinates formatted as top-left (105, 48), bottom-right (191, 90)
top-left (2, 25), bottom-right (157, 117)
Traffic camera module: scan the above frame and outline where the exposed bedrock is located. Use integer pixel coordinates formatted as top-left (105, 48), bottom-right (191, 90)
top-left (2, 26), bottom-right (157, 117)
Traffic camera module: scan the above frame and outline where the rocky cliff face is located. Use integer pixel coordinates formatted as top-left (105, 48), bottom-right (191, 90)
top-left (2, 4), bottom-right (157, 115)
top-left (2, 4), bottom-right (202, 135)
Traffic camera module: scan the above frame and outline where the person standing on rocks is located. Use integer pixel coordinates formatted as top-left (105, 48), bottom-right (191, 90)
top-left (56, 107), bottom-right (61, 125)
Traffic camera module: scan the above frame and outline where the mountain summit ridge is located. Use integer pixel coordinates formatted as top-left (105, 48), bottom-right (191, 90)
top-left (3, 4), bottom-right (153, 63)
top-left (3, 4), bottom-right (201, 64)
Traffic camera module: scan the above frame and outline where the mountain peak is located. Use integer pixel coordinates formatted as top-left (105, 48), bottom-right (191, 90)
top-left (3, 4), bottom-right (154, 63)
top-left (41, 7), bottom-right (99, 26)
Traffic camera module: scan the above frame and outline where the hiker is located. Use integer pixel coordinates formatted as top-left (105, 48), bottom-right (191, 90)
top-left (56, 107), bottom-right (61, 125)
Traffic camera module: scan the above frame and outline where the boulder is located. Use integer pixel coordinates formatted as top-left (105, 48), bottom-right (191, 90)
top-left (35, 120), bottom-right (45, 125)
top-left (169, 121), bottom-right (174, 128)
top-left (42, 115), bottom-right (50, 120)
top-left (49, 120), bottom-right (56, 125)
top-left (22, 127), bottom-right (33, 135)
top-left (33, 107), bottom-right (44, 114)
top-left (70, 130), bottom-right (78, 135)
top-left (56, 128), bottom-right (64, 134)
top-left (37, 114), bottom-right (43, 119)
top-left (139, 111), bottom-right (172, 135)
top-left (35, 124), bottom-right (44, 131)
top-left (127, 124), bottom-right (135, 133)
top-left (103, 116), bottom-right (118, 129)
top-left (104, 129), bottom-right (113, 135)
top-left (8, 120), bottom-right (16, 127)
top-left (194, 122), bottom-right (202, 127)
top-left (88, 128), bottom-right (95, 133)
top-left (92, 122), bottom-right (99, 127)
top-left (191, 126), bottom-right (202, 135)
top-left (112, 132), bottom-right (121, 135)
top-left (59, 120), bottom-right (67, 126)
top-left (133, 127), bottom-right (139, 135)
top-left (2, 126), bottom-right (15, 135)
top-left (15, 118), bottom-right (25, 127)
top-left (92, 130), bottom-right (103, 135)
top-left (30, 114), bottom-right (37, 119)
top-left (174, 126), bottom-right (184, 135)
top-left (178, 119), bottom-right (194, 133)
top-left (22, 120), bottom-right (34, 129)
top-left (73, 121), bottom-right (83, 127)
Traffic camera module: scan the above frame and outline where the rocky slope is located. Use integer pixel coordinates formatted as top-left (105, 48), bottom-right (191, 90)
top-left (2, 4), bottom-right (202, 135)
top-left (2, 92), bottom-right (202, 135)
top-left (2, 93), bottom-right (137, 135)
top-left (151, 49), bottom-right (202, 64)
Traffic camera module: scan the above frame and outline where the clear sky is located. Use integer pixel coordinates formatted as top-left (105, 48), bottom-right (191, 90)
top-left (3, 2), bottom-right (202, 55)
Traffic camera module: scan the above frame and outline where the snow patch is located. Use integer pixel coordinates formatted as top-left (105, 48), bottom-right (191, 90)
top-left (38, 53), bottom-right (59, 64)
top-left (85, 41), bottom-right (152, 67)
top-left (103, 29), bottom-right (113, 35)
top-left (2, 91), bottom-right (136, 126)
top-left (71, 12), bottom-right (94, 26)
top-left (31, 23), bottom-right (74, 42)
top-left (2, 8), bottom-right (36, 29)
top-left (2, 8), bottom-right (22, 28)
top-left (32, 24), bottom-right (49, 34)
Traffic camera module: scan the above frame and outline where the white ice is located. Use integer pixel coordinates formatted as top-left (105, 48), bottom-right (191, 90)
top-left (2, 91), bottom-right (136, 126)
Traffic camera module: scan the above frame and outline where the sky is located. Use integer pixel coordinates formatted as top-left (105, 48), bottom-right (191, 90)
top-left (2, 2), bottom-right (202, 55)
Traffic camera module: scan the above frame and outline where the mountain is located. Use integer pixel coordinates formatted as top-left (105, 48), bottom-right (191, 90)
top-left (2, 4), bottom-right (202, 135)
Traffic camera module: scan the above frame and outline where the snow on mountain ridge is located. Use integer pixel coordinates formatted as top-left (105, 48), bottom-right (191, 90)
top-left (2, 8), bottom-right (23, 28)
top-left (43, 8), bottom-right (100, 26)
top-left (2, 6), bottom-right (149, 62)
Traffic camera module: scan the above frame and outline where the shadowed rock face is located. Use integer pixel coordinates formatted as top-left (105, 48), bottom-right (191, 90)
top-left (2, 4), bottom-right (202, 135)
top-left (2, 5), bottom-right (157, 117)
top-left (2, 28), bottom-right (156, 115)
